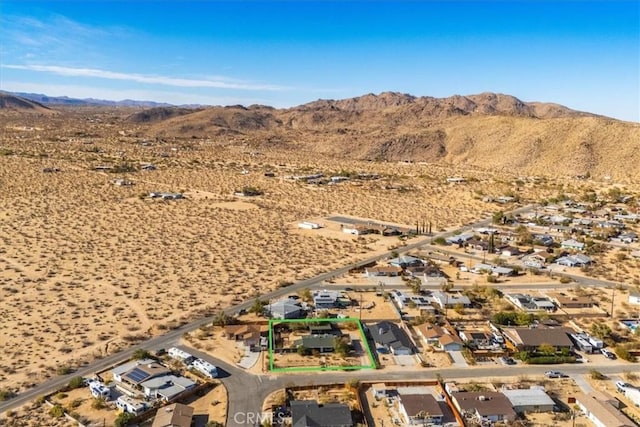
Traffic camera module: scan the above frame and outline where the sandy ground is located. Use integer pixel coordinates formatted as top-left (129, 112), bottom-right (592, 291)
top-left (1, 112), bottom-right (639, 404)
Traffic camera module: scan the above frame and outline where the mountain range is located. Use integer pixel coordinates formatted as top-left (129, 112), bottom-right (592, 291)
top-left (2, 90), bottom-right (639, 180)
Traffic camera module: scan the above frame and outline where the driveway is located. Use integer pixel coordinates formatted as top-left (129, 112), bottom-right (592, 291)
top-left (237, 345), bottom-right (261, 369)
top-left (448, 351), bottom-right (468, 367)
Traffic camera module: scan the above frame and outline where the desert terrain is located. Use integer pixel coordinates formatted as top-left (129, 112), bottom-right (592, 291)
top-left (1, 93), bottom-right (639, 426)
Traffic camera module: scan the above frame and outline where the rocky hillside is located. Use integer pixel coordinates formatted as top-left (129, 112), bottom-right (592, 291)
top-left (0, 92), bottom-right (55, 113)
top-left (125, 92), bottom-right (640, 180)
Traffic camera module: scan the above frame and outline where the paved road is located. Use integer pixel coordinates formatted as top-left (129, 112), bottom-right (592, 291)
top-left (183, 349), bottom-right (639, 427)
top-left (0, 206), bottom-right (537, 416)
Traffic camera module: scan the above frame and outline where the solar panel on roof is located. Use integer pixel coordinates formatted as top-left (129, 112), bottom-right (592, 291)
top-left (125, 367), bottom-right (150, 383)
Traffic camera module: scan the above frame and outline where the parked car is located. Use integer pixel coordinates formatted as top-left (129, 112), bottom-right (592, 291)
top-left (499, 356), bottom-right (516, 365)
top-left (601, 348), bottom-right (617, 359)
top-left (545, 371), bottom-right (567, 378)
top-left (616, 381), bottom-right (632, 392)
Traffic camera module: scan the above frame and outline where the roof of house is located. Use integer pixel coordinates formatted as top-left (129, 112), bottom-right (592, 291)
top-left (550, 294), bottom-right (594, 306)
top-left (575, 392), bottom-right (636, 427)
top-left (268, 299), bottom-right (302, 314)
top-left (502, 388), bottom-right (555, 408)
top-left (290, 400), bottom-right (353, 427)
top-left (152, 403), bottom-right (194, 427)
top-left (112, 359), bottom-right (155, 377)
top-left (368, 321), bottom-right (414, 352)
top-left (503, 327), bottom-right (574, 348)
top-left (418, 324), bottom-right (446, 339)
top-left (439, 334), bottom-right (463, 346)
top-left (294, 334), bottom-right (337, 350)
top-left (399, 394), bottom-right (443, 417)
top-left (452, 391), bottom-right (517, 418)
top-left (141, 374), bottom-right (195, 391)
top-left (388, 255), bottom-right (423, 266)
top-left (123, 363), bottom-right (171, 385)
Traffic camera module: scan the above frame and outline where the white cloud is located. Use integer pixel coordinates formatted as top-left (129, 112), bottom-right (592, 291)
top-left (0, 81), bottom-right (273, 106)
top-left (3, 64), bottom-right (287, 91)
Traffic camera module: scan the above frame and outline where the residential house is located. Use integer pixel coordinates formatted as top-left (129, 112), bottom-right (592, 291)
top-left (113, 360), bottom-right (171, 387)
top-left (505, 294), bottom-right (556, 312)
top-left (388, 255), bottom-right (424, 268)
top-left (294, 335), bottom-right (338, 353)
top-left (465, 239), bottom-right (490, 252)
top-left (459, 330), bottom-right (492, 348)
top-left (365, 265), bottom-right (403, 277)
top-left (141, 375), bottom-right (196, 401)
top-left (451, 391), bottom-right (517, 424)
top-left (445, 233), bottom-right (474, 245)
top-left (368, 321), bottom-right (415, 355)
top-left (575, 391), bottom-right (636, 427)
top-left (416, 324), bottom-right (447, 346)
top-left (152, 403), bottom-right (194, 427)
top-left (522, 252), bottom-right (555, 269)
top-left (266, 300), bottom-right (305, 319)
top-left (498, 245), bottom-right (521, 257)
top-left (224, 324), bottom-right (269, 349)
top-left (313, 290), bottom-right (342, 309)
top-left (290, 400), bottom-right (353, 427)
top-left (431, 291), bottom-right (471, 309)
top-left (502, 387), bottom-right (555, 413)
top-left (550, 294), bottom-right (594, 309)
top-left (629, 291), bottom-right (640, 305)
top-left (555, 254), bottom-right (592, 267)
top-left (561, 239), bottom-right (586, 251)
top-left (502, 327), bottom-right (574, 353)
top-left (397, 394), bottom-right (444, 425)
top-left (533, 234), bottom-right (555, 247)
top-left (438, 334), bottom-right (464, 352)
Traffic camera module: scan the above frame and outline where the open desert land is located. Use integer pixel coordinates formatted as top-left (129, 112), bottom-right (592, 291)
top-left (1, 105), bottom-right (639, 408)
top-left (0, 108), bottom-right (541, 393)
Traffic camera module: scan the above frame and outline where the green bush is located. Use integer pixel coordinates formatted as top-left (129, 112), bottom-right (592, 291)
top-left (49, 404), bottom-right (65, 418)
top-left (615, 345), bottom-right (637, 362)
top-left (525, 356), bottom-right (576, 364)
top-left (0, 389), bottom-right (16, 401)
top-left (67, 376), bottom-right (85, 390)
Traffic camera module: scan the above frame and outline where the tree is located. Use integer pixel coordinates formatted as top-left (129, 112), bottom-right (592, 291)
top-left (67, 376), bottom-right (85, 390)
top-left (249, 298), bottom-right (267, 315)
top-left (298, 288), bottom-right (313, 303)
top-left (333, 337), bottom-right (351, 357)
top-left (492, 211), bottom-right (504, 225)
top-left (132, 349), bottom-right (152, 360)
top-left (296, 345), bottom-right (308, 356)
top-left (538, 343), bottom-right (555, 355)
top-left (114, 411), bottom-right (135, 427)
top-left (589, 323), bottom-right (612, 340)
top-left (408, 278), bottom-right (422, 294)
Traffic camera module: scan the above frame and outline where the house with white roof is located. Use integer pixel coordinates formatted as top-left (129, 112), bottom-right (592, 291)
top-left (431, 291), bottom-right (471, 309)
top-left (502, 387), bottom-right (555, 413)
top-left (629, 291), bottom-right (640, 305)
top-left (141, 375), bottom-right (196, 401)
top-left (561, 239), bottom-right (586, 251)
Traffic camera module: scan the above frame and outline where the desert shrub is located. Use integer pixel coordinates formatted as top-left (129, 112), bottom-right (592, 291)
top-left (67, 376), bottom-right (85, 390)
top-left (590, 369), bottom-right (606, 380)
top-left (91, 397), bottom-right (107, 409)
top-left (49, 404), bottom-right (65, 418)
top-left (615, 345), bottom-right (637, 362)
top-left (56, 365), bottom-right (73, 375)
top-left (114, 411), bottom-right (135, 427)
top-left (0, 389), bottom-right (16, 401)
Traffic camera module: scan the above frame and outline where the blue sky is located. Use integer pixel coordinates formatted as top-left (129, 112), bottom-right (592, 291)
top-left (1, 1), bottom-right (638, 121)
